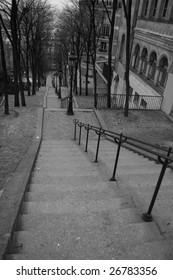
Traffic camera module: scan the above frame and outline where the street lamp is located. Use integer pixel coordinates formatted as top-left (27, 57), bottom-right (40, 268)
top-left (67, 50), bottom-right (77, 115)
top-left (58, 68), bottom-right (62, 99)
top-left (54, 72), bottom-right (58, 95)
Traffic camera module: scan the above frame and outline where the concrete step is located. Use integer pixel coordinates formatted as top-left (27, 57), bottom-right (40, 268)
top-left (117, 171), bottom-right (173, 188)
top-left (21, 196), bottom-right (134, 215)
top-left (10, 222), bottom-right (162, 258)
top-left (18, 208), bottom-right (143, 232)
top-left (29, 175), bottom-right (105, 190)
top-left (6, 236), bottom-right (173, 260)
top-left (34, 160), bottom-right (95, 169)
top-left (115, 164), bottom-right (165, 175)
top-left (24, 185), bottom-right (129, 202)
top-left (31, 168), bottom-right (99, 180)
top-left (6, 238), bottom-right (173, 259)
top-left (88, 140), bottom-right (156, 161)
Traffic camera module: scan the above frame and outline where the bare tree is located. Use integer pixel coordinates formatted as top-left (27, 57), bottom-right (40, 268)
top-left (122, 0), bottom-right (132, 117)
top-left (23, 0), bottom-right (53, 95)
top-left (0, 0), bottom-right (27, 106)
top-left (0, 19), bottom-right (9, 114)
top-left (101, 0), bottom-right (118, 108)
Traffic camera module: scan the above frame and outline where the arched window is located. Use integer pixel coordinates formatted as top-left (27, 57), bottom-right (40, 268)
top-left (158, 56), bottom-right (168, 88)
top-left (119, 34), bottom-right (125, 60)
top-left (133, 44), bottom-right (140, 71)
top-left (149, 52), bottom-right (157, 81)
top-left (141, 48), bottom-right (148, 75)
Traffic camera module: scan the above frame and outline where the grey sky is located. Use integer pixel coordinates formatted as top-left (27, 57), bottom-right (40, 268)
top-left (48, 0), bottom-right (71, 10)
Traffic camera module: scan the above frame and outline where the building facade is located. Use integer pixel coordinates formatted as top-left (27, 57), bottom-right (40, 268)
top-left (115, 0), bottom-right (173, 114)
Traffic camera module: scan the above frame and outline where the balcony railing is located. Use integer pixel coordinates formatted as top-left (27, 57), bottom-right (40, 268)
top-left (61, 96), bottom-right (69, 108)
top-left (97, 94), bottom-right (163, 110)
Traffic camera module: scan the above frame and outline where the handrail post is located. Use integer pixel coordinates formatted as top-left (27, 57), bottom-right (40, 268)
top-left (85, 124), bottom-right (90, 152)
top-left (78, 123), bottom-right (83, 145)
top-left (142, 147), bottom-right (172, 222)
top-left (73, 119), bottom-right (78, 141)
top-left (94, 128), bottom-right (103, 162)
top-left (110, 133), bottom-right (123, 181)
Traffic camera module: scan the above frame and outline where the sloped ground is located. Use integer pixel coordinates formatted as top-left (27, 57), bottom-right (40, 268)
top-left (0, 90), bottom-right (44, 191)
top-left (75, 95), bottom-right (173, 148)
top-left (101, 109), bottom-right (173, 148)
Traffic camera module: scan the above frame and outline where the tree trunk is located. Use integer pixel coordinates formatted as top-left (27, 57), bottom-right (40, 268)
top-left (0, 23), bottom-right (9, 114)
top-left (79, 58), bottom-right (82, 95)
top-left (85, 50), bottom-right (90, 96)
top-left (122, 0), bottom-right (132, 117)
top-left (11, 0), bottom-right (20, 107)
top-left (107, 0), bottom-right (117, 108)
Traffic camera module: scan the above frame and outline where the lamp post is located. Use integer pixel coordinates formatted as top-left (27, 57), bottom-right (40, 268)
top-left (58, 68), bottom-right (62, 99)
top-left (67, 50), bottom-right (77, 115)
top-left (54, 72), bottom-right (58, 95)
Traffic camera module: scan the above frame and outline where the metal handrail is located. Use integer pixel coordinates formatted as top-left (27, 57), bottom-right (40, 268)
top-left (73, 119), bottom-right (173, 222)
top-left (74, 120), bottom-right (172, 158)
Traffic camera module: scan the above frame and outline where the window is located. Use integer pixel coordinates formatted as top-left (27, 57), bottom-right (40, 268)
top-left (133, 44), bottom-right (140, 71)
top-left (152, 0), bottom-right (158, 17)
top-left (101, 25), bottom-right (110, 37)
top-left (141, 48), bottom-right (148, 75)
top-left (158, 56), bottom-right (168, 88)
top-left (106, 0), bottom-right (112, 6)
top-left (100, 42), bottom-right (107, 52)
top-left (149, 52), bottom-right (157, 81)
top-left (144, 0), bottom-right (149, 16)
top-left (162, 0), bottom-right (169, 18)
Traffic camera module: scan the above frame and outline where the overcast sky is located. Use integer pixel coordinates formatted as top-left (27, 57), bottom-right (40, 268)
top-left (48, 0), bottom-right (71, 10)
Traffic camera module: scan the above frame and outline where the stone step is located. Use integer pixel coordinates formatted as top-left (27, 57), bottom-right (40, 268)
top-left (31, 168), bottom-right (99, 180)
top-left (28, 180), bottom-right (117, 192)
top-left (6, 238), bottom-right (173, 259)
top-left (29, 175), bottom-right (104, 190)
top-left (22, 196), bottom-right (134, 215)
top-left (10, 222), bottom-right (162, 257)
top-left (18, 208), bottom-right (143, 231)
top-left (87, 140), bottom-right (156, 160)
top-left (24, 185), bottom-right (129, 202)
top-left (28, 180), bottom-right (118, 191)
top-left (114, 164), bottom-right (165, 175)
top-left (117, 171), bottom-right (173, 188)
top-left (34, 161), bottom-right (95, 169)
top-left (91, 147), bottom-right (154, 161)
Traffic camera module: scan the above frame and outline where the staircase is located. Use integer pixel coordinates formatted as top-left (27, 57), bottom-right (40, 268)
top-left (4, 83), bottom-right (173, 260)
top-left (5, 135), bottom-right (173, 259)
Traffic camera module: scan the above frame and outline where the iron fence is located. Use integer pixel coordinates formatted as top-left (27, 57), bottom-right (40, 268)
top-left (97, 94), bottom-right (163, 110)
top-left (61, 96), bottom-right (69, 108)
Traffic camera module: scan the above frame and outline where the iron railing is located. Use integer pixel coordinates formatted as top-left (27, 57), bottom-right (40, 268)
top-left (73, 119), bottom-right (173, 222)
top-left (0, 96), bottom-right (5, 107)
top-left (61, 96), bottom-right (69, 108)
top-left (97, 94), bottom-right (163, 110)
